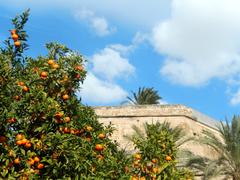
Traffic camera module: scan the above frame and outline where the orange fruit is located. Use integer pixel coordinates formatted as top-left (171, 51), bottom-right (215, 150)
top-left (16, 140), bottom-right (22, 146)
top-left (86, 126), bottom-right (93, 132)
top-left (25, 142), bottom-right (32, 148)
top-left (14, 158), bottom-right (20, 164)
top-left (18, 81), bottom-right (24, 86)
top-left (75, 74), bottom-right (81, 79)
top-left (152, 167), bottom-right (159, 174)
top-left (37, 163), bottom-right (44, 169)
top-left (55, 112), bottom-right (63, 119)
top-left (70, 129), bottom-right (75, 134)
top-left (165, 155), bottom-right (172, 161)
top-left (27, 159), bottom-right (35, 166)
top-left (95, 144), bottom-right (104, 151)
top-left (10, 29), bottom-right (17, 35)
top-left (151, 158), bottom-right (157, 164)
top-left (63, 127), bottom-right (70, 134)
top-left (34, 157), bottom-right (40, 163)
top-left (134, 153), bottom-right (141, 160)
top-left (40, 71), bottom-right (48, 79)
top-left (52, 63), bottom-right (59, 69)
top-left (65, 117), bottom-right (70, 123)
top-left (14, 41), bottom-right (21, 47)
top-left (75, 65), bottom-right (83, 71)
top-left (12, 34), bottom-right (19, 41)
top-left (8, 117), bottom-right (16, 123)
top-left (14, 95), bottom-right (21, 101)
top-left (131, 176), bottom-right (138, 180)
top-left (140, 177), bottom-right (146, 180)
top-left (62, 94), bottom-right (69, 101)
top-left (0, 136), bottom-right (7, 143)
top-left (98, 133), bottom-right (105, 139)
top-left (22, 86), bottom-right (29, 92)
top-left (16, 134), bottom-right (24, 140)
top-left (47, 60), bottom-right (55, 65)
top-left (21, 138), bottom-right (28, 145)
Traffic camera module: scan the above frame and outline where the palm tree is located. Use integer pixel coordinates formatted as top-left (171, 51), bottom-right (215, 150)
top-left (127, 87), bottom-right (161, 105)
top-left (186, 115), bottom-right (240, 180)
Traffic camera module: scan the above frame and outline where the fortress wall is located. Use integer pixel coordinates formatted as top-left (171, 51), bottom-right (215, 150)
top-left (94, 105), bottom-right (220, 159)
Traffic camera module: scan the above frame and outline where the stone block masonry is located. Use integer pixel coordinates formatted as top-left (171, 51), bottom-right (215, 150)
top-left (94, 104), bottom-right (221, 159)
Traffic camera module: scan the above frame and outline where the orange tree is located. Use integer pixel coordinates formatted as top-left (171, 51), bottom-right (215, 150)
top-left (0, 10), bottom-right (129, 179)
top-left (126, 122), bottom-right (193, 180)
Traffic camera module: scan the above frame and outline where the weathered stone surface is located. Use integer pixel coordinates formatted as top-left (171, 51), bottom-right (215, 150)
top-left (94, 104), bottom-right (221, 159)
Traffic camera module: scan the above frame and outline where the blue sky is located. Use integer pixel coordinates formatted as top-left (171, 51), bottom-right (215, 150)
top-left (1, 0), bottom-right (240, 120)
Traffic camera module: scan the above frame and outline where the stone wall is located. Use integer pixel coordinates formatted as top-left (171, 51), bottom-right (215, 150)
top-left (94, 104), bottom-right (221, 159)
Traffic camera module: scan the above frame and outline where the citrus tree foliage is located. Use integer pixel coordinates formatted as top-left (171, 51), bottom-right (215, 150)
top-left (126, 122), bottom-right (193, 180)
top-left (0, 10), bottom-right (129, 179)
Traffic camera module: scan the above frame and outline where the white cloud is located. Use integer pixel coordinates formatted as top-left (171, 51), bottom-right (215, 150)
top-left (80, 35), bottom-right (141, 104)
top-left (151, 0), bottom-right (240, 87)
top-left (80, 73), bottom-right (127, 104)
top-left (230, 89), bottom-right (240, 105)
top-left (74, 9), bottom-right (115, 37)
top-left (91, 47), bottom-right (135, 81)
top-left (0, 0), bottom-right (170, 28)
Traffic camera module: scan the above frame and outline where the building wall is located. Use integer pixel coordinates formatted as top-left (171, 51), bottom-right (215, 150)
top-left (94, 105), bottom-right (220, 159)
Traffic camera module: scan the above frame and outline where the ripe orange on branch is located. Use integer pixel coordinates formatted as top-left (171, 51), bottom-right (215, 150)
top-left (34, 157), bottom-right (40, 163)
top-left (40, 71), bottom-right (48, 79)
top-left (134, 153), bottom-right (141, 160)
top-left (10, 29), bottom-right (16, 35)
top-left (62, 94), bottom-right (69, 101)
top-left (22, 86), bottom-right (29, 92)
top-left (8, 118), bottom-right (16, 123)
top-left (52, 63), bottom-right (59, 69)
top-left (14, 95), bottom-right (21, 101)
top-left (37, 163), bottom-right (44, 169)
top-left (27, 159), bottom-right (35, 166)
top-left (17, 81), bottom-right (24, 86)
top-left (55, 112), bottom-right (63, 119)
top-left (47, 59), bottom-right (55, 65)
top-left (65, 117), bottom-right (70, 123)
top-left (95, 144), bottom-right (104, 151)
top-left (165, 155), bottom-right (172, 161)
top-left (14, 158), bottom-right (20, 164)
top-left (75, 65), bottom-right (83, 71)
top-left (98, 133), bottom-right (105, 139)
top-left (25, 142), bottom-right (32, 148)
top-left (12, 34), bottom-right (19, 41)
top-left (16, 134), bottom-right (24, 140)
top-left (14, 41), bottom-right (21, 47)
top-left (86, 126), bottom-right (93, 132)
top-left (151, 158), bottom-right (157, 164)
